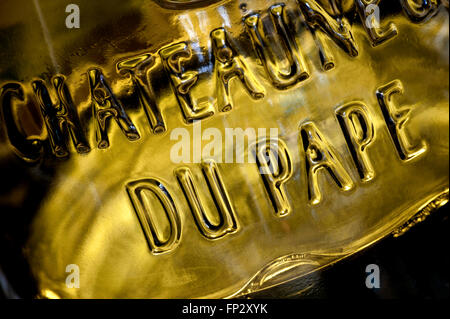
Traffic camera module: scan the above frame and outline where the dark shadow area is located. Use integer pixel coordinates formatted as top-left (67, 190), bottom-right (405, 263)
top-left (250, 203), bottom-right (449, 299)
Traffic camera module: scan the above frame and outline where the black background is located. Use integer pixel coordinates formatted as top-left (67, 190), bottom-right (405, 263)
top-left (251, 203), bottom-right (449, 299)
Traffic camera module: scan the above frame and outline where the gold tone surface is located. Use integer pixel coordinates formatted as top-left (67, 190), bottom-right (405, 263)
top-left (0, 0), bottom-right (448, 298)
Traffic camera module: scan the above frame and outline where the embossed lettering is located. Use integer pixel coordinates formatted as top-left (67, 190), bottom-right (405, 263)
top-left (310, 26), bottom-right (336, 71)
top-left (376, 80), bottom-right (427, 161)
top-left (299, 122), bottom-right (354, 205)
top-left (0, 83), bottom-right (43, 162)
top-left (117, 53), bottom-right (166, 134)
top-left (296, 0), bottom-right (359, 63)
top-left (336, 102), bottom-right (375, 182)
top-left (126, 178), bottom-right (182, 254)
top-left (255, 138), bottom-right (293, 217)
top-left (88, 68), bottom-right (140, 149)
top-left (211, 28), bottom-right (265, 112)
top-left (32, 76), bottom-right (90, 157)
top-left (159, 43), bottom-right (214, 123)
top-left (400, 0), bottom-right (440, 23)
top-left (356, 0), bottom-right (398, 46)
top-left (175, 160), bottom-right (238, 239)
top-left (244, 4), bottom-right (309, 89)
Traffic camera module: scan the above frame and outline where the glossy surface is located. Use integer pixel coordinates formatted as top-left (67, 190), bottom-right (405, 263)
top-left (0, 0), bottom-right (448, 298)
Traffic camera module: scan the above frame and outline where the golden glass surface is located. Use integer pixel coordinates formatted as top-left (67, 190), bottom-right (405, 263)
top-left (0, 0), bottom-right (448, 298)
